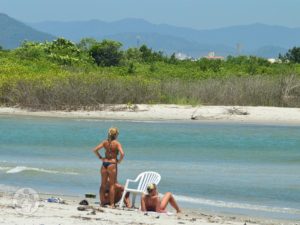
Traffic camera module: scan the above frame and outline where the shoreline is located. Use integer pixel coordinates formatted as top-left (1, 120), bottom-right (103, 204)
top-left (0, 191), bottom-right (297, 225)
top-left (1, 105), bottom-right (300, 125)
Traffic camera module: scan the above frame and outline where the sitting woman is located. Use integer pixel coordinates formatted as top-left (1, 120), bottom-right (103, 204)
top-left (102, 179), bottom-right (131, 208)
top-left (141, 183), bottom-right (181, 213)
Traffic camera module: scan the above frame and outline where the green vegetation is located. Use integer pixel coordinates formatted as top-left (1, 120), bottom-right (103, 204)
top-left (0, 38), bottom-right (300, 110)
top-left (279, 47), bottom-right (300, 63)
top-left (89, 40), bottom-right (123, 66)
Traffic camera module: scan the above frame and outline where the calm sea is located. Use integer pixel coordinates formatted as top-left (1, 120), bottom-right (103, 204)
top-left (0, 115), bottom-right (300, 220)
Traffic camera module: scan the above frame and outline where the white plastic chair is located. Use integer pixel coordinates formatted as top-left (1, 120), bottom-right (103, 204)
top-left (119, 171), bottom-right (161, 208)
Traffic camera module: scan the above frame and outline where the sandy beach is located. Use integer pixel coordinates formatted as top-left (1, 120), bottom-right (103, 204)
top-left (0, 191), bottom-right (296, 225)
top-left (0, 104), bottom-right (300, 124)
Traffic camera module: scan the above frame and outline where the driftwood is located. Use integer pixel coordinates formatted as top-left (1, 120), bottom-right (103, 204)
top-left (227, 107), bottom-right (249, 115)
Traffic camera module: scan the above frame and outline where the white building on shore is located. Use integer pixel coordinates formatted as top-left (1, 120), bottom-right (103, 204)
top-left (204, 52), bottom-right (224, 60)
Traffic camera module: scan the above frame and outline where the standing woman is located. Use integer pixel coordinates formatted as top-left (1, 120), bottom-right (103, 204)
top-left (93, 127), bottom-right (124, 208)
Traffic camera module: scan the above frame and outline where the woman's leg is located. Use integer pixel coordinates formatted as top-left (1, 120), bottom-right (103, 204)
top-left (160, 192), bottom-right (181, 213)
top-left (107, 164), bottom-right (117, 207)
top-left (114, 183), bottom-right (131, 207)
top-left (124, 192), bottom-right (131, 208)
top-left (100, 166), bottom-right (108, 206)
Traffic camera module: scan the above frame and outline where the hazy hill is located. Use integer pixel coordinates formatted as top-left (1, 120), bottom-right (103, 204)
top-left (0, 13), bottom-right (55, 49)
top-left (104, 32), bottom-right (235, 57)
top-left (29, 18), bottom-right (300, 57)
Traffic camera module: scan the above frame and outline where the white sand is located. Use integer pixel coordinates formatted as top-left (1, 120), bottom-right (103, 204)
top-left (0, 192), bottom-right (293, 225)
top-left (0, 105), bottom-right (300, 124)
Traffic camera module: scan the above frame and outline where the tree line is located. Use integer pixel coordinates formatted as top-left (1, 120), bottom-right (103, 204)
top-left (0, 38), bottom-right (300, 109)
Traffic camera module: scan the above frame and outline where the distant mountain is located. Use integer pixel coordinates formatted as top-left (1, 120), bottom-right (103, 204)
top-left (251, 46), bottom-right (288, 58)
top-left (102, 32), bottom-right (235, 57)
top-left (29, 18), bottom-right (300, 58)
top-left (0, 13), bottom-right (55, 49)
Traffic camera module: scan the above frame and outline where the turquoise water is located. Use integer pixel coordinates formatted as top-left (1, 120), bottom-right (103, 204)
top-left (0, 115), bottom-right (300, 220)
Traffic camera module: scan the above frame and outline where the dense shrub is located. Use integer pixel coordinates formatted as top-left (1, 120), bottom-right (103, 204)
top-left (279, 47), bottom-right (300, 63)
top-left (1, 39), bottom-right (300, 109)
top-left (89, 40), bottom-right (123, 66)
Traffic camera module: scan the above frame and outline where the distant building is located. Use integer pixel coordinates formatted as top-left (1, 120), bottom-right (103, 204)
top-left (175, 52), bottom-right (192, 60)
top-left (267, 58), bottom-right (282, 64)
top-left (204, 52), bottom-right (224, 60)
top-left (268, 58), bottom-right (276, 63)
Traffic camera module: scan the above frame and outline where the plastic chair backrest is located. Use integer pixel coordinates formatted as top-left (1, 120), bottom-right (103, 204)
top-left (136, 171), bottom-right (161, 193)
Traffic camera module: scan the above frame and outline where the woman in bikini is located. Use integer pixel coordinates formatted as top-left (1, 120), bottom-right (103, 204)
top-left (93, 127), bottom-right (124, 208)
top-left (141, 183), bottom-right (181, 213)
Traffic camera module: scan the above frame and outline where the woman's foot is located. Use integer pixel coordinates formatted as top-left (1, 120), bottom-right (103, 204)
top-left (108, 204), bottom-right (116, 209)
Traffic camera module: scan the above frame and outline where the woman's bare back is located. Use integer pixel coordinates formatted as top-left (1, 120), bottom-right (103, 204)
top-left (103, 140), bottom-right (120, 163)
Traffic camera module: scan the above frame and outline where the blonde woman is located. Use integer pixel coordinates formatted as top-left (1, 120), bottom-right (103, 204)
top-left (141, 184), bottom-right (181, 213)
top-left (93, 127), bottom-right (124, 208)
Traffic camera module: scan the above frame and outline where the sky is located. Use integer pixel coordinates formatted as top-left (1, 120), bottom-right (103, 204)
top-left (1, 0), bottom-right (299, 29)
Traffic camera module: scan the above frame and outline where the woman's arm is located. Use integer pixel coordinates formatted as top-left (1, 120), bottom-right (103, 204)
top-left (117, 142), bottom-right (125, 164)
top-left (92, 141), bottom-right (104, 160)
top-left (141, 195), bottom-right (147, 212)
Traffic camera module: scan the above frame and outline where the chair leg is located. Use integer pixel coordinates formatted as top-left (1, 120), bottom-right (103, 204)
top-left (119, 190), bottom-right (127, 209)
top-left (131, 194), bottom-right (136, 208)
